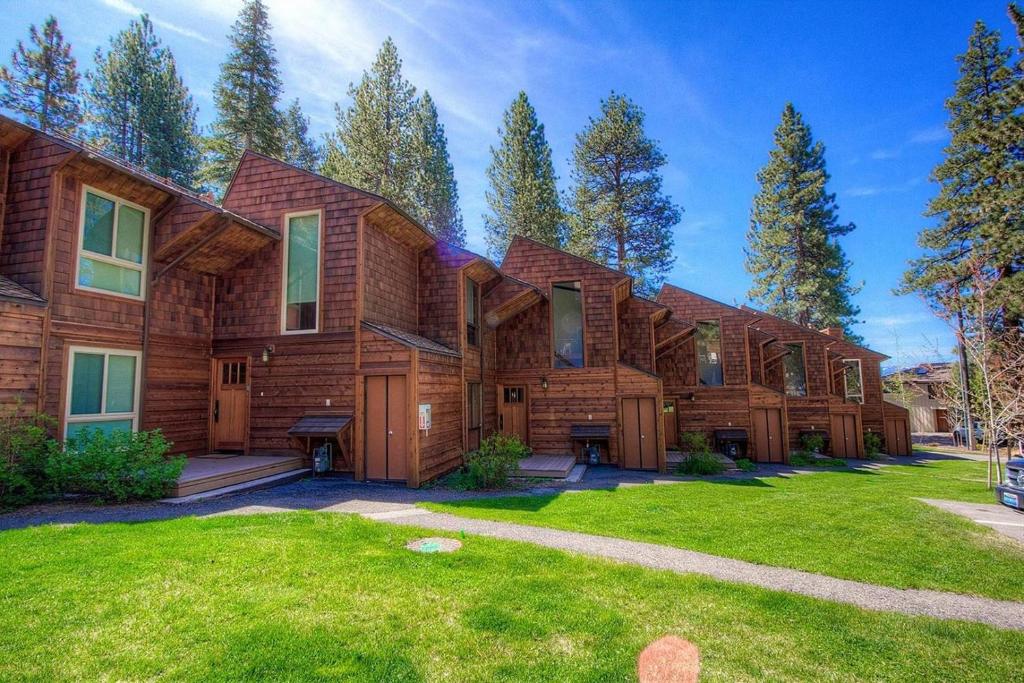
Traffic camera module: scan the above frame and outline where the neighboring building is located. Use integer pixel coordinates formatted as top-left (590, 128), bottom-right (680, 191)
top-left (883, 363), bottom-right (953, 434)
top-left (0, 113), bottom-right (909, 491)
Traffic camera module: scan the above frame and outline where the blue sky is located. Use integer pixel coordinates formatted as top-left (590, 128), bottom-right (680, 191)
top-left (1, 0), bottom-right (1015, 365)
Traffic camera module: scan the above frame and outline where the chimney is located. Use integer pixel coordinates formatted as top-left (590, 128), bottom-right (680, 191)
top-left (821, 327), bottom-right (844, 339)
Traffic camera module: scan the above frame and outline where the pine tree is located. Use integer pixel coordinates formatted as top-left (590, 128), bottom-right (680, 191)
top-left (410, 91), bottom-right (464, 244)
top-left (484, 91), bottom-right (562, 258)
top-left (565, 92), bottom-right (680, 295)
top-left (86, 15), bottom-right (200, 187)
top-left (322, 37), bottom-right (417, 209)
top-left (899, 21), bottom-right (1024, 328)
top-left (0, 15), bottom-right (81, 135)
top-left (281, 99), bottom-right (320, 171)
top-left (746, 103), bottom-right (861, 336)
top-left (203, 0), bottom-right (283, 188)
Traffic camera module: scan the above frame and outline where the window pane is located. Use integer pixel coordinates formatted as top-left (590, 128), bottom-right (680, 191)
top-left (784, 344), bottom-right (807, 396)
top-left (70, 353), bottom-right (104, 415)
top-left (78, 257), bottom-right (141, 296)
top-left (67, 419), bottom-right (133, 439)
top-left (115, 205), bottom-right (145, 264)
top-left (286, 214), bottom-right (319, 331)
top-left (465, 278), bottom-right (478, 325)
top-left (82, 192), bottom-right (115, 255)
top-left (105, 354), bottom-right (136, 413)
top-left (696, 321), bottom-right (724, 386)
top-left (844, 360), bottom-right (863, 402)
top-left (553, 282), bottom-right (584, 368)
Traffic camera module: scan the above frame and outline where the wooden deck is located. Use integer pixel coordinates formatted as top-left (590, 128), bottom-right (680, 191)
top-left (515, 454), bottom-right (576, 478)
top-left (171, 454), bottom-right (308, 497)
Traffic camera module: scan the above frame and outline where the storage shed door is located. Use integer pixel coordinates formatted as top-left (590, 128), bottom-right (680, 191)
top-left (365, 375), bottom-right (408, 481)
top-left (885, 418), bottom-right (910, 456)
top-left (622, 397), bottom-right (657, 470)
top-left (752, 408), bottom-right (784, 463)
top-left (830, 413), bottom-right (859, 458)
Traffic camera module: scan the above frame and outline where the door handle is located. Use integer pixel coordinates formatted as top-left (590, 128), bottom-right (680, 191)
top-left (388, 430), bottom-right (394, 436)
top-left (213, 400), bottom-right (220, 423)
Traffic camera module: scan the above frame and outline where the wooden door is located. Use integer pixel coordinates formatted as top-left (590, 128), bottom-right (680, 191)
top-left (663, 399), bottom-right (678, 449)
top-left (622, 398), bottom-right (657, 470)
top-left (831, 413), bottom-right (859, 458)
top-left (885, 418), bottom-right (910, 456)
top-left (751, 408), bottom-right (784, 463)
top-left (935, 409), bottom-right (949, 433)
top-left (211, 358), bottom-right (249, 452)
top-left (499, 385), bottom-right (528, 443)
top-left (365, 375), bottom-right (408, 481)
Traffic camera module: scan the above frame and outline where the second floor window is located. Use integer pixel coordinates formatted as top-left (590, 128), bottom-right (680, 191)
top-left (783, 343), bottom-right (808, 396)
top-left (843, 359), bottom-right (864, 403)
top-left (552, 281), bottom-right (584, 368)
top-left (465, 277), bottom-right (479, 346)
top-left (696, 321), bottom-right (724, 386)
top-left (77, 187), bottom-right (147, 299)
top-left (282, 211), bottom-right (320, 333)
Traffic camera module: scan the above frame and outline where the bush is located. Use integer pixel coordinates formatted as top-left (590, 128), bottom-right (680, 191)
top-left (734, 458), bottom-right (756, 472)
top-left (680, 431), bottom-right (711, 454)
top-left (0, 405), bottom-right (56, 509)
top-left (47, 428), bottom-right (183, 503)
top-left (789, 452), bottom-right (847, 467)
top-left (461, 433), bottom-right (529, 490)
top-left (677, 451), bottom-right (726, 476)
top-left (801, 433), bottom-right (826, 454)
top-left (864, 431), bottom-right (883, 459)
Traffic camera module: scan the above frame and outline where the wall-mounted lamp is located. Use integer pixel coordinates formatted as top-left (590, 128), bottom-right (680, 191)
top-left (262, 344), bottom-right (275, 363)
top-left (540, 376), bottom-right (549, 391)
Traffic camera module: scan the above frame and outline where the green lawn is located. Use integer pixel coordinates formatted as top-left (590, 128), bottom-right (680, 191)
top-left (424, 458), bottom-right (1024, 601)
top-left (0, 512), bottom-right (1018, 681)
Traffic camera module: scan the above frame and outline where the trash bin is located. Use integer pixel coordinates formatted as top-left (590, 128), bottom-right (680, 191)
top-left (714, 429), bottom-right (748, 458)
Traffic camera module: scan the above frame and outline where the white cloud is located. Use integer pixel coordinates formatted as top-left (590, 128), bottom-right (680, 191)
top-left (869, 148), bottom-right (899, 160)
top-left (909, 124), bottom-right (947, 144)
top-left (98, 0), bottom-right (213, 44)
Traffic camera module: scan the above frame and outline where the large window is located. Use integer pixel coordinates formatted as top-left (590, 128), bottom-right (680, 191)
top-left (65, 347), bottom-right (140, 438)
top-left (465, 277), bottom-right (479, 346)
top-left (783, 343), bottom-right (808, 396)
top-left (552, 281), bottom-right (584, 368)
top-left (467, 382), bottom-right (482, 451)
top-left (696, 321), bottom-right (724, 386)
top-left (282, 211), bottom-right (320, 333)
top-left (76, 187), bottom-right (148, 299)
top-left (843, 359), bottom-right (864, 403)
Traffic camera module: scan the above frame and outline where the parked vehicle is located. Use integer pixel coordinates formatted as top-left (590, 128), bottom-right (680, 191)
top-left (952, 421), bottom-right (984, 447)
top-left (996, 458), bottom-right (1024, 511)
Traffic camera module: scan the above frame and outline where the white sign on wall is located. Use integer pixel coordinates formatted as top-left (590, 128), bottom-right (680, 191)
top-left (418, 403), bottom-right (432, 431)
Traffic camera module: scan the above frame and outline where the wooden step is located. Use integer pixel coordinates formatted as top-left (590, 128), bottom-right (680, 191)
top-left (515, 454), bottom-right (576, 478)
top-left (172, 455), bottom-right (308, 497)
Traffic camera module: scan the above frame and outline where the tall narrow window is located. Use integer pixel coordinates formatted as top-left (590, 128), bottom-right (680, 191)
top-left (467, 382), bottom-right (482, 451)
top-left (465, 277), bottom-right (479, 346)
top-left (783, 343), bottom-right (808, 396)
top-left (77, 187), bottom-right (148, 299)
top-left (696, 321), bottom-right (724, 386)
top-left (843, 359), bottom-right (864, 403)
top-left (65, 347), bottom-right (140, 438)
top-left (282, 211), bottom-right (320, 333)
top-left (552, 281), bottom-right (584, 368)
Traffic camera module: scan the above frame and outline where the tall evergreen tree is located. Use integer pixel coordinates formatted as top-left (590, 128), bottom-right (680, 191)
top-left (565, 92), bottom-right (680, 295)
top-left (322, 37), bottom-right (417, 209)
top-left (410, 91), bottom-right (464, 244)
top-left (281, 98), bottom-right (320, 171)
top-left (484, 91), bottom-right (562, 258)
top-left (746, 103), bottom-right (861, 337)
top-left (899, 21), bottom-right (1024, 328)
top-left (203, 0), bottom-right (283, 188)
top-left (0, 16), bottom-right (81, 134)
top-left (86, 15), bottom-right (200, 187)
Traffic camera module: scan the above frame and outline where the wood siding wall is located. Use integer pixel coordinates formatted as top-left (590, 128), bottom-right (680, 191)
top-left (0, 301), bottom-right (44, 412)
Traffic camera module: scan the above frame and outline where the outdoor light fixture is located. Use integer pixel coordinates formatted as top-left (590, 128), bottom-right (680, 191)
top-left (540, 376), bottom-right (549, 390)
top-left (262, 345), bottom-right (275, 363)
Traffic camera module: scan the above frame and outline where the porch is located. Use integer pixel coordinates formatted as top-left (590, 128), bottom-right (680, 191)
top-left (170, 454), bottom-right (309, 498)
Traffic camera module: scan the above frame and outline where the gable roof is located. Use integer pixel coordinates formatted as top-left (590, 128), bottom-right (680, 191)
top-left (361, 320), bottom-right (460, 358)
top-left (0, 275), bottom-right (45, 306)
top-left (739, 304), bottom-right (888, 359)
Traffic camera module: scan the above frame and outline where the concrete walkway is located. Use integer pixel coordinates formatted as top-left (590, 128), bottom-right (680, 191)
top-left (920, 498), bottom-right (1024, 542)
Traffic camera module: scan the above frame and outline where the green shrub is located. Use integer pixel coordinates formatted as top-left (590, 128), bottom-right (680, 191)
top-left (680, 431), bottom-right (711, 454)
top-left (734, 458), bottom-right (756, 472)
top-left (677, 451), bottom-right (726, 476)
top-left (47, 428), bottom-right (183, 503)
top-left (800, 433), bottom-right (826, 454)
top-left (462, 433), bottom-right (529, 490)
top-left (789, 452), bottom-right (847, 467)
top-left (864, 431), bottom-right (883, 459)
top-left (0, 405), bottom-right (56, 509)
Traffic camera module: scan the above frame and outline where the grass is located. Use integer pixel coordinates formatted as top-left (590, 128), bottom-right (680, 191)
top-left (0, 512), bottom-right (1019, 681)
top-left (424, 458), bottom-right (1024, 601)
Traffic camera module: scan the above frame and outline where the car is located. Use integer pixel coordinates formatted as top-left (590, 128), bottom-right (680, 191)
top-left (952, 421), bottom-right (984, 446)
top-left (996, 458), bottom-right (1024, 511)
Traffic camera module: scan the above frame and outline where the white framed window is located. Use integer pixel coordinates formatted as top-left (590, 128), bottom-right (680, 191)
top-left (843, 359), bottom-right (864, 404)
top-left (64, 346), bottom-right (142, 438)
top-left (281, 209), bottom-right (322, 334)
top-left (75, 185), bottom-right (149, 300)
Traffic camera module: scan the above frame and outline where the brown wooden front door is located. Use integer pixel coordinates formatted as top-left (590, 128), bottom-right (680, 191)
top-left (663, 399), bottom-right (678, 450)
top-left (499, 385), bottom-right (528, 443)
top-left (751, 407), bottom-right (785, 463)
top-left (830, 413), bottom-right (859, 458)
top-left (211, 357), bottom-right (249, 452)
top-left (365, 375), bottom-right (408, 481)
top-left (934, 409), bottom-right (949, 433)
top-left (622, 397), bottom-right (657, 470)
top-left (885, 418), bottom-right (910, 456)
